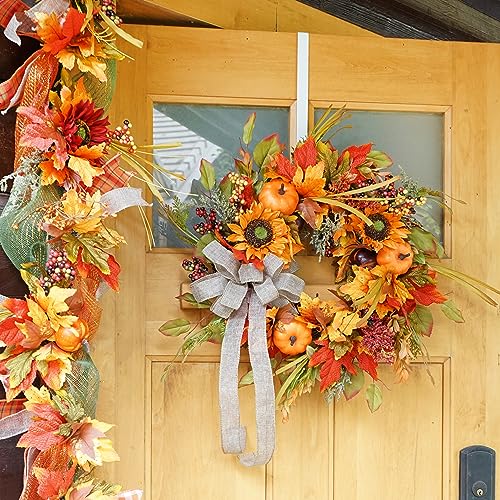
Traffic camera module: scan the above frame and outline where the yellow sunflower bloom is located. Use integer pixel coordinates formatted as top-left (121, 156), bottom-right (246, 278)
top-left (227, 203), bottom-right (298, 262)
top-left (347, 207), bottom-right (409, 251)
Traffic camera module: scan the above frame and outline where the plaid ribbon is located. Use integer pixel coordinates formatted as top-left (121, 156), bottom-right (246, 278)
top-left (0, 50), bottom-right (40, 111)
top-left (89, 154), bottom-right (133, 194)
top-left (0, 0), bottom-right (27, 29)
top-left (0, 398), bottom-right (26, 419)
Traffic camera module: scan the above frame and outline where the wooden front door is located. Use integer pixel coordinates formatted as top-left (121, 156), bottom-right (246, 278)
top-left (95, 26), bottom-right (500, 499)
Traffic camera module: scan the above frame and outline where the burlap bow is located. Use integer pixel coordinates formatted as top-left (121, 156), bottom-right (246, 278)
top-left (191, 240), bottom-right (304, 466)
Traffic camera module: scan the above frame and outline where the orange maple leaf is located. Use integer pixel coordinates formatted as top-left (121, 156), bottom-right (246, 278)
top-left (18, 403), bottom-right (66, 451)
top-left (33, 465), bottom-right (76, 500)
top-left (292, 162), bottom-right (326, 198)
top-left (37, 9), bottom-right (86, 56)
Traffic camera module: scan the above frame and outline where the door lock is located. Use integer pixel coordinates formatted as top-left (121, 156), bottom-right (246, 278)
top-left (460, 446), bottom-right (495, 500)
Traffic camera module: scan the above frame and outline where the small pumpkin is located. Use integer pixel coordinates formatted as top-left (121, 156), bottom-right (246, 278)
top-left (376, 241), bottom-right (414, 275)
top-left (54, 318), bottom-right (89, 353)
top-left (273, 319), bottom-right (312, 355)
top-left (258, 179), bottom-right (299, 215)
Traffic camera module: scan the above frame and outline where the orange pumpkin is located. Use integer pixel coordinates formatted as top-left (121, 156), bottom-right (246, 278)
top-left (258, 179), bottom-right (299, 215)
top-left (273, 319), bottom-right (312, 355)
top-left (376, 241), bottom-right (414, 275)
top-left (55, 318), bottom-right (89, 352)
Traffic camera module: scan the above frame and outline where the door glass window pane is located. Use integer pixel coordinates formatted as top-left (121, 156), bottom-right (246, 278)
top-left (153, 104), bottom-right (290, 248)
top-left (314, 109), bottom-right (444, 242)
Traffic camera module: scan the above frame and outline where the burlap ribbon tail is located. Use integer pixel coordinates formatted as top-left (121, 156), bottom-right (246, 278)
top-left (191, 240), bottom-right (304, 466)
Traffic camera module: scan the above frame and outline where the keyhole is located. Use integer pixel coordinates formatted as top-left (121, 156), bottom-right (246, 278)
top-left (472, 480), bottom-right (488, 497)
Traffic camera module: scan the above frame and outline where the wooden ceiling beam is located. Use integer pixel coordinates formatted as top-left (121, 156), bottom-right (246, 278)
top-left (395, 0), bottom-right (500, 41)
top-left (300, 0), bottom-right (500, 41)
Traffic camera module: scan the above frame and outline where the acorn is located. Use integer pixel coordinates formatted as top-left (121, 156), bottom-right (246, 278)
top-left (350, 248), bottom-right (377, 268)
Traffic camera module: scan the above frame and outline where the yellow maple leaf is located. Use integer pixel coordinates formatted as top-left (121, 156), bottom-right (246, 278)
top-left (73, 418), bottom-right (120, 470)
top-left (61, 189), bottom-right (104, 234)
top-left (327, 310), bottom-right (360, 339)
top-left (34, 344), bottom-right (73, 390)
top-left (68, 153), bottom-right (104, 187)
top-left (23, 386), bottom-right (53, 409)
top-left (292, 162), bottom-right (326, 198)
top-left (33, 284), bottom-right (77, 331)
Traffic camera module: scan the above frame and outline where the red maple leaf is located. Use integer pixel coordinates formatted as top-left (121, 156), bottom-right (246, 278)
top-left (345, 143), bottom-right (372, 170)
top-left (0, 317), bottom-right (26, 346)
top-left (357, 350), bottom-right (378, 380)
top-left (294, 137), bottom-right (318, 169)
top-left (410, 284), bottom-right (447, 306)
top-left (18, 404), bottom-right (66, 451)
top-left (272, 153), bottom-right (297, 181)
top-left (76, 252), bottom-right (121, 291)
top-left (34, 465), bottom-right (76, 500)
top-left (309, 340), bottom-right (357, 391)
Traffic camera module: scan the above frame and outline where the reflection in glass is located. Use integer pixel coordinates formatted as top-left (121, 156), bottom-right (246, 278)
top-left (314, 109), bottom-right (444, 242)
top-left (152, 104), bottom-right (289, 248)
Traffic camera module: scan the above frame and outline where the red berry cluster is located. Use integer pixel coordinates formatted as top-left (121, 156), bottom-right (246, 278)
top-left (193, 207), bottom-right (222, 235)
top-left (182, 257), bottom-right (210, 282)
top-left (41, 248), bottom-right (76, 292)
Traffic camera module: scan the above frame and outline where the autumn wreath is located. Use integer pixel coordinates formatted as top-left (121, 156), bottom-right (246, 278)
top-left (163, 109), bottom-right (500, 464)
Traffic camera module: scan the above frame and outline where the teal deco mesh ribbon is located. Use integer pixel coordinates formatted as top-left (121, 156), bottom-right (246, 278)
top-left (64, 342), bottom-right (100, 418)
top-left (83, 59), bottom-right (117, 112)
top-left (0, 172), bottom-right (60, 274)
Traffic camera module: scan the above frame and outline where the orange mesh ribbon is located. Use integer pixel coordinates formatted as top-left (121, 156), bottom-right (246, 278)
top-left (20, 445), bottom-right (72, 500)
top-left (14, 51), bottom-right (59, 169)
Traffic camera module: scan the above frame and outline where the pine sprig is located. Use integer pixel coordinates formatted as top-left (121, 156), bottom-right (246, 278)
top-left (199, 186), bottom-right (237, 224)
top-left (323, 368), bottom-right (351, 404)
top-left (310, 215), bottom-right (339, 259)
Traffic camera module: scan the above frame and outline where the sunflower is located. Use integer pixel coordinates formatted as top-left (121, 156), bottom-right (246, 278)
top-left (227, 203), bottom-right (295, 262)
top-left (348, 206), bottom-right (409, 251)
top-left (18, 80), bottom-right (109, 187)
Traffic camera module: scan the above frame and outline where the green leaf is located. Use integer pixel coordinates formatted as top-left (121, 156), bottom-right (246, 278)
top-left (365, 383), bottom-right (383, 413)
top-left (159, 318), bottom-right (191, 336)
top-left (239, 370), bottom-right (254, 387)
top-left (253, 134), bottom-right (282, 167)
top-left (5, 350), bottom-right (34, 388)
top-left (63, 234), bottom-right (110, 274)
top-left (177, 292), bottom-right (211, 309)
top-left (317, 141), bottom-right (339, 184)
top-left (367, 150), bottom-right (392, 169)
top-left (196, 233), bottom-right (215, 255)
top-left (441, 299), bottom-right (465, 323)
top-left (344, 367), bottom-right (365, 401)
top-left (409, 305), bottom-right (434, 337)
top-left (306, 345), bottom-right (316, 359)
top-left (242, 112), bottom-right (256, 146)
top-left (200, 159), bottom-right (216, 190)
top-left (408, 227), bottom-right (445, 258)
top-left (334, 343), bottom-right (350, 360)
top-left (413, 252), bottom-right (426, 265)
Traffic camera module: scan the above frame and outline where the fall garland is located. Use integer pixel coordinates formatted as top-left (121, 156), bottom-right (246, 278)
top-left (0, 1), bottom-right (158, 498)
top-left (164, 109), bottom-right (500, 463)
